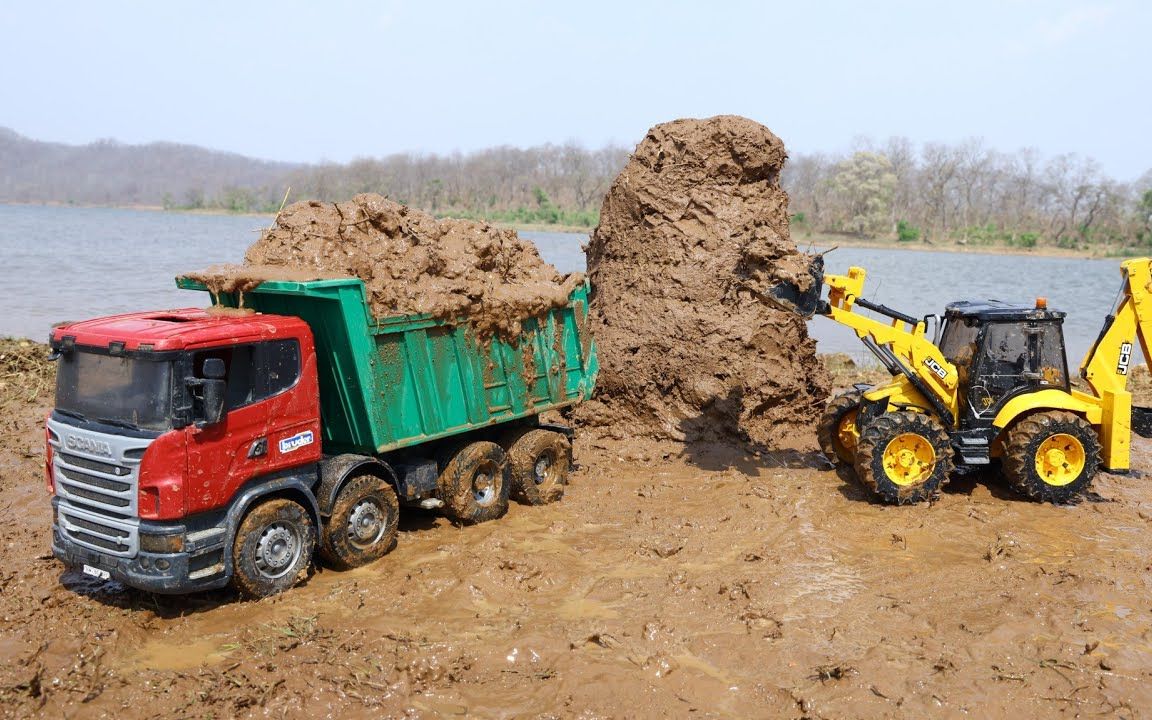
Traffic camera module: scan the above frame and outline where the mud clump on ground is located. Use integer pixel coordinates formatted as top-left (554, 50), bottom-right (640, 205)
top-left (0, 338), bottom-right (53, 414)
top-left (227, 194), bottom-right (582, 339)
top-left (578, 115), bottom-right (830, 447)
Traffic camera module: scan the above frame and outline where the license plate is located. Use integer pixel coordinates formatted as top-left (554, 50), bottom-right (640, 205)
top-left (82, 564), bottom-right (110, 580)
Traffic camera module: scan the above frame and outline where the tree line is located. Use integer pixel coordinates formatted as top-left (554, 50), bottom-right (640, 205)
top-left (2, 126), bottom-right (1149, 247)
top-left (786, 138), bottom-right (1152, 250)
top-left (272, 143), bottom-right (630, 228)
top-left (197, 137), bottom-right (1152, 249)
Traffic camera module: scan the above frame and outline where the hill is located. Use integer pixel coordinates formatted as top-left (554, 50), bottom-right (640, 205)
top-left (0, 127), bottom-right (297, 208)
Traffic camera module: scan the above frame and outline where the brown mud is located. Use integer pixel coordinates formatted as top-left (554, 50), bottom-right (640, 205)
top-left (225, 193), bottom-right (583, 340)
top-left (5, 340), bottom-right (1152, 718)
top-left (577, 115), bottom-right (830, 447)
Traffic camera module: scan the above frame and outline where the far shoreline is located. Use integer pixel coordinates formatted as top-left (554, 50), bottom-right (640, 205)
top-left (2, 201), bottom-right (1144, 259)
top-left (795, 233), bottom-right (1144, 260)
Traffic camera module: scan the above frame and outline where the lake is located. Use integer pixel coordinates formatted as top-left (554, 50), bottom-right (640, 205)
top-left (0, 204), bottom-right (1132, 365)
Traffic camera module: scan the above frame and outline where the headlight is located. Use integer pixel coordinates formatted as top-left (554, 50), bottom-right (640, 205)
top-left (139, 533), bottom-right (184, 553)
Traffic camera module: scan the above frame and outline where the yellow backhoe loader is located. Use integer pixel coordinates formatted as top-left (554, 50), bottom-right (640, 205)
top-left (765, 256), bottom-right (1152, 504)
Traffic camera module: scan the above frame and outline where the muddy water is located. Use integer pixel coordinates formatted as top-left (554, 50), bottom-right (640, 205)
top-left (0, 204), bottom-right (586, 340)
top-left (0, 204), bottom-right (1131, 363)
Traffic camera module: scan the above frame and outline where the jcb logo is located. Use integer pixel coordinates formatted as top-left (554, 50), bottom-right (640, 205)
top-left (1117, 342), bottom-right (1133, 376)
top-left (923, 357), bottom-right (948, 380)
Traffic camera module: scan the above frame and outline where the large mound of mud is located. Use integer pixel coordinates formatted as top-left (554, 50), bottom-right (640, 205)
top-left (579, 116), bottom-right (830, 447)
top-left (236, 194), bottom-right (582, 338)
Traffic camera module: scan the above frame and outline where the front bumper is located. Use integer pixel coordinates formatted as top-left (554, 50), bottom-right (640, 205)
top-left (51, 500), bottom-right (230, 594)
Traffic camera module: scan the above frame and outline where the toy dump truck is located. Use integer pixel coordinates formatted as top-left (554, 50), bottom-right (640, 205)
top-left (46, 276), bottom-right (597, 597)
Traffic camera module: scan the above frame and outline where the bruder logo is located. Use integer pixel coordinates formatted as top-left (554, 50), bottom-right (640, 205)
top-left (65, 434), bottom-right (113, 458)
top-left (279, 431), bottom-right (315, 454)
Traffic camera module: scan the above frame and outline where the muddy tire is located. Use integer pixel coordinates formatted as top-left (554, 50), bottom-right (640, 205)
top-left (441, 441), bottom-right (511, 523)
top-left (1003, 411), bottom-right (1099, 503)
top-left (318, 474), bottom-right (399, 570)
top-left (231, 497), bottom-right (315, 599)
top-left (508, 429), bottom-right (571, 505)
top-left (855, 411), bottom-right (953, 505)
top-left (817, 389), bottom-right (863, 467)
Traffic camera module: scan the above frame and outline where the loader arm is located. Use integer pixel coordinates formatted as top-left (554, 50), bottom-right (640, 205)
top-left (1076, 257), bottom-right (1152, 467)
top-left (822, 266), bottom-right (959, 426)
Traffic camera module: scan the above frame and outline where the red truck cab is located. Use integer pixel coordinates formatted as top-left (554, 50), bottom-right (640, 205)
top-left (48, 308), bottom-right (323, 593)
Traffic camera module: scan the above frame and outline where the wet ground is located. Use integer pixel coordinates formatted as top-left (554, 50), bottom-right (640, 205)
top-left (3, 343), bottom-right (1152, 718)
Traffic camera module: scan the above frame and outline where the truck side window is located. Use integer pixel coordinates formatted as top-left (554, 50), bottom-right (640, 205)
top-left (191, 340), bottom-right (298, 415)
top-left (193, 345), bottom-right (257, 410)
top-left (260, 340), bottom-right (300, 398)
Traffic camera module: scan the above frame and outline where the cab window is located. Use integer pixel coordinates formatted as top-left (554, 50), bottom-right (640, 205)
top-left (191, 340), bottom-right (300, 412)
top-left (193, 345), bottom-right (256, 410)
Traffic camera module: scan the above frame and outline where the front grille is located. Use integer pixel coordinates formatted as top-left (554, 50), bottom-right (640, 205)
top-left (55, 464), bottom-right (136, 514)
top-left (58, 504), bottom-right (139, 557)
top-left (58, 452), bottom-right (130, 476)
top-left (48, 419), bottom-right (150, 558)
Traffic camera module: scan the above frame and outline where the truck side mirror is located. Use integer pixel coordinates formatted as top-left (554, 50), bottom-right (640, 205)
top-left (200, 378), bottom-right (226, 425)
top-left (190, 358), bottom-right (228, 426)
top-left (203, 358), bottom-right (226, 379)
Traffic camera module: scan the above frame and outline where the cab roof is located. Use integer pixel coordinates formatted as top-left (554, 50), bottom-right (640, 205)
top-left (49, 307), bottom-right (310, 354)
top-left (945, 299), bottom-right (1066, 322)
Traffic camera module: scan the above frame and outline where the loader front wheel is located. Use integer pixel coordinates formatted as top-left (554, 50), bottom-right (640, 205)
top-left (1003, 411), bottom-right (1099, 504)
top-left (855, 411), bottom-right (953, 505)
top-left (817, 390), bottom-right (864, 466)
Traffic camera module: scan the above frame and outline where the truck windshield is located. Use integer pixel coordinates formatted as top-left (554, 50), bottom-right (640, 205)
top-left (55, 351), bottom-right (173, 431)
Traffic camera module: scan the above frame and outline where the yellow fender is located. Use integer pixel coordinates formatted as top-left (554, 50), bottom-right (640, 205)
top-left (992, 389), bottom-right (1102, 430)
top-left (863, 376), bottom-right (939, 414)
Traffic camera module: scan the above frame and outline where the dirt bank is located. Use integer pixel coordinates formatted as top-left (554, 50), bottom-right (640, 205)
top-left (5, 343), bottom-right (1152, 718)
top-left (231, 194), bottom-right (582, 339)
top-left (578, 116), bottom-right (830, 447)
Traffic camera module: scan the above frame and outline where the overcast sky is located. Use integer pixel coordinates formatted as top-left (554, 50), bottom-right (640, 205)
top-left (1, 0), bottom-right (1148, 179)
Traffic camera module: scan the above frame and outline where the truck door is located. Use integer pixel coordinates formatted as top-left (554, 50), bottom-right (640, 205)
top-left (185, 340), bottom-right (320, 515)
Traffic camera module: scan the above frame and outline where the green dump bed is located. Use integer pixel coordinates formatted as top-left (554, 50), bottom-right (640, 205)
top-left (178, 277), bottom-right (598, 455)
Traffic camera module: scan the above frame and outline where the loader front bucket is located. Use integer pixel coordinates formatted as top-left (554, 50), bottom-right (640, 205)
top-left (760, 254), bottom-right (825, 319)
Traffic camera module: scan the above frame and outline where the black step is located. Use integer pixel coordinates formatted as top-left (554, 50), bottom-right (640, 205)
top-left (952, 432), bottom-right (991, 466)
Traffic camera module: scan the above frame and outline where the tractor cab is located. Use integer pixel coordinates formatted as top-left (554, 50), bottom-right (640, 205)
top-left (937, 299), bottom-right (1070, 429)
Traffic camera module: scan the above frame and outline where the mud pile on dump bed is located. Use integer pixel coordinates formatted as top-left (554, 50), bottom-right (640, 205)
top-left (238, 194), bottom-right (582, 338)
top-left (579, 115), bottom-right (830, 447)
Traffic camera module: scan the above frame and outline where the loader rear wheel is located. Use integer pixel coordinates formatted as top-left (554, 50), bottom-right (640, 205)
top-left (855, 411), bottom-right (953, 504)
top-left (318, 474), bottom-right (399, 570)
top-left (508, 429), bottom-right (571, 505)
top-left (818, 390), bottom-right (863, 466)
top-left (441, 441), bottom-right (511, 523)
top-left (1003, 411), bottom-right (1099, 504)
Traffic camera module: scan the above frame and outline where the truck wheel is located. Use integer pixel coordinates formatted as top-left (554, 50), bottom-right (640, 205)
top-left (1003, 411), bottom-right (1099, 503)
top-left (817, 389), bottom-right (863, 467)
top-left (231, 497), bottom-right (315, 599)
top-left (318, 474), bottom-right (399, 570)
top-left (441, 441), bottom-right (510, 523)
top-left (508, 429), bottom-right (571, 505)
top-left (855, 411), bottom-right (953, 505)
